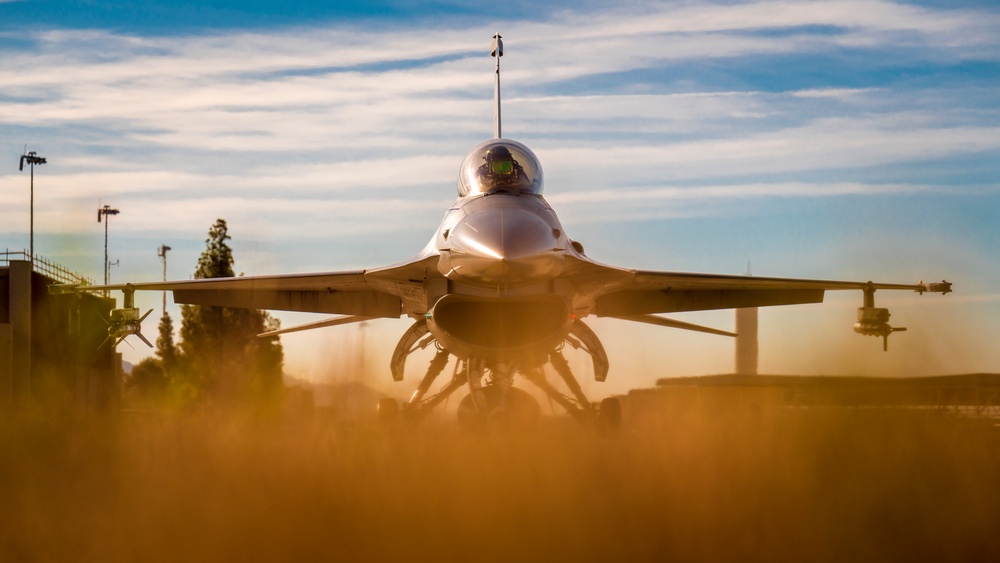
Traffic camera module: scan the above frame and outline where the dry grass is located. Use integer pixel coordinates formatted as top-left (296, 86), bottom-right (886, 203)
top-left (2, 397), bottom-right (999, 562)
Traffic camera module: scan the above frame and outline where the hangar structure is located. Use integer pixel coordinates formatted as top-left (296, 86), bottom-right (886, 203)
top-left (1, 252), bottom-right (119, 411)
top-left (634, 373), bottom-right (1000, 420)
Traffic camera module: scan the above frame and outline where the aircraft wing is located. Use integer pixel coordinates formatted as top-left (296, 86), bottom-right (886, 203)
top-left (562, 256), bottom-right (951, 317)
top-left (50, 256), bottom-right (442, 319)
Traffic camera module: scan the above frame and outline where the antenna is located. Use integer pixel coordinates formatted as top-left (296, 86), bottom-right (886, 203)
top-left (491, 33), bottom-right (503, 139)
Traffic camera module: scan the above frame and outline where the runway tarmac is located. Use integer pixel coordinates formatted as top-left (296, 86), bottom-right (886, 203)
top-left (2, 383), bottom-right (999, 562)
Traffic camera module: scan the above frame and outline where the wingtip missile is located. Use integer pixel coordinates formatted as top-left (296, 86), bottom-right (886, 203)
top-left (918, 280), bottom-right (952, 294)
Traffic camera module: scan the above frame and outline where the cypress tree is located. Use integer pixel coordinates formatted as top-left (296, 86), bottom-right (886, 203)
top-left (156, 312), bottom-right (177, 375)
top-left (177, 219), bottom-right (284, 402)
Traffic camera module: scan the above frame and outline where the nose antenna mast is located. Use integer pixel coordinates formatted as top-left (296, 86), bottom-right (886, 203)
top-left (491, 33), bottom-right (503, 139)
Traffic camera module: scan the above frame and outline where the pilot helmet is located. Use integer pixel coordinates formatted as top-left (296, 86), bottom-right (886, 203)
top-left (485, 146), bottom-right (515, 175)
top-left (458, 138), bottom-right (544, 196)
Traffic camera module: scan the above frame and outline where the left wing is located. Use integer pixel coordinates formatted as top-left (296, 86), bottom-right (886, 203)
top-left (560, 255), bottom-right (952, 317)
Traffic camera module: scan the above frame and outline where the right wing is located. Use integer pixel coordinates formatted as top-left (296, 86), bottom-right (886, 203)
top-left (50, 255), bottom-right (443, 319)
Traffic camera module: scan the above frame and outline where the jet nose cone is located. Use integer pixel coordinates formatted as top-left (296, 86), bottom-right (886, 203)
top-left (445, 207), bottom-right (564, 285)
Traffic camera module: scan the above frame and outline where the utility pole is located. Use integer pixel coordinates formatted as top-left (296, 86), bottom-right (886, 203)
top-left (19, 149), bottom-right (47, 267)
top-left (735, 261), bottom-right (759, 376)
top-left (97, 205), bottom-right (120, 286)
top-left (157, 244), bottom-right (172, 315)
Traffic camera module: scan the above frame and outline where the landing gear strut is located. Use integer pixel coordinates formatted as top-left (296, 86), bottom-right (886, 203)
top-left (398, 352), bottom-right (466, 423)
top-left (387, 318), bottom-right (616, 430)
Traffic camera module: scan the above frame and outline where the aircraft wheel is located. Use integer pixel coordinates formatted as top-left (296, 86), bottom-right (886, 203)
top-left (457, 392), bottom-right (491, 432)
top-left (457, 387), bottom-right (540, 432)
top-left (377, 398), bottom-right (400, 424)
top-left (504, 387), bottom-right (541, 431)
top-left (486, 408), bottom-right (511, 434)
top-left (598, 397), bottom-right (623, 433)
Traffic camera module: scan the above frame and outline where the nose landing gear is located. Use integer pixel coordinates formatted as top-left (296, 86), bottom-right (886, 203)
top-left (385, 319), bottom-right (617, 431)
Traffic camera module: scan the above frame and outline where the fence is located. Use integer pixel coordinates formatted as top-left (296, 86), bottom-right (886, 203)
top-left (1, 249), bottom-right (94, 286)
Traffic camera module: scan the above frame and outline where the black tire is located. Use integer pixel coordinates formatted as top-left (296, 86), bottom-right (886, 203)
top-left (376, 397), bottom-right (400, 424)
top-left (486, 408), bottom-right (511, 434)
top-left (599, 397), bottom-right (623, 433)
top-left (457, 386), bottom-right (540, 433)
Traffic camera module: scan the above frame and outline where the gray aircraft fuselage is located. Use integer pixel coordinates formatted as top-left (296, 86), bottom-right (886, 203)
top-left (421, 138), bottom-right (579, 363)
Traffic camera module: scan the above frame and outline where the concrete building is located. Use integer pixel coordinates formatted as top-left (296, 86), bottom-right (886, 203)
top-left (1, 253), bottom-right (119, 411)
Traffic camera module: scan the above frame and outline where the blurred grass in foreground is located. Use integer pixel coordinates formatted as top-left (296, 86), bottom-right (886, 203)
top-left (2, 399), bottom-right (999, 562)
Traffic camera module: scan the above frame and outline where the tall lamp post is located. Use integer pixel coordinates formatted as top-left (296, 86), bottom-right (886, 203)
top-left (97, 205), bottom-right (120, 285)
top-left (157, 244), bottom-right (172, 315)
top-left (19, 150), bottom-right (47, 266)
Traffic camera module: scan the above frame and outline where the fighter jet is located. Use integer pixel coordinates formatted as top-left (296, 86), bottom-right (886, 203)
top-left (53, 35), bottom-right (951, 430)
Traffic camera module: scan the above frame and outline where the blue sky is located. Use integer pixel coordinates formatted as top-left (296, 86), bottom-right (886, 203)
top-left (2, 0), bottom-right (998, 392)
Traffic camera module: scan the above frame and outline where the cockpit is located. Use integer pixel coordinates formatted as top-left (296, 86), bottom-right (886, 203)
top-left (457, 139), bottom-right (544, 197)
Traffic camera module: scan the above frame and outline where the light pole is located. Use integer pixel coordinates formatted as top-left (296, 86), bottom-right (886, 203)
top-left (97, 205), bottom-right (120, 285)
top-left (19, 150), bottom-right (47, 266)
top-left (157, 244), bottom-right (172, 315)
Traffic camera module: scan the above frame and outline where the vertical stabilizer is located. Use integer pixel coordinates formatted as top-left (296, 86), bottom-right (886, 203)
top-left (491, 33), bottom-right (503, 138)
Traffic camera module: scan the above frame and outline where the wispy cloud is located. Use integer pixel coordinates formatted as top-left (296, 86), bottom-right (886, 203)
top-left (546, 181), bottom-right (932, 225)
top-left (1, 0), bottom-right (997, 255)
top-left (3, 0), bottom-right (997, 377)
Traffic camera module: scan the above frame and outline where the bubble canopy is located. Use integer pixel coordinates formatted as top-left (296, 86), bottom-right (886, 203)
top-left (457, 139), bottom-right (544, 197)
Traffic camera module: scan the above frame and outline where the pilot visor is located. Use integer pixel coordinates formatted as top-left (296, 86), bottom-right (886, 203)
top-left (491, 160), bottom-right (513, 174)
